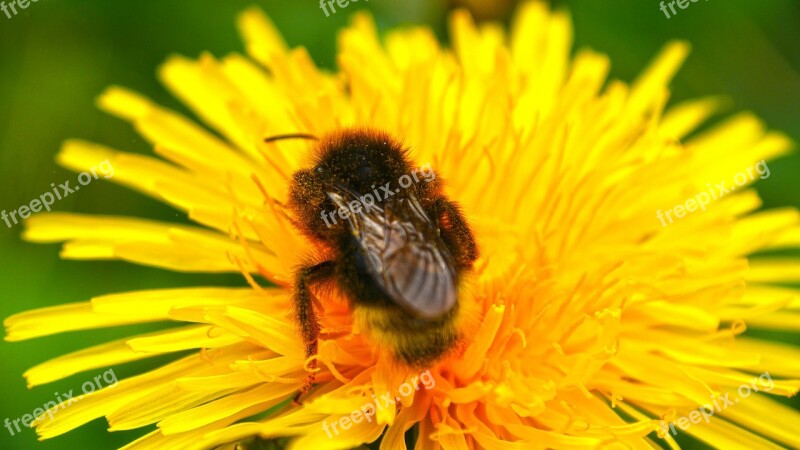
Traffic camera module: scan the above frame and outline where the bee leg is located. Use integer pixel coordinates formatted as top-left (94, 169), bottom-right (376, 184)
top-left (293, 260), bottom-right (336, 404)
top-left (435, 198), bottom-right (479, 266)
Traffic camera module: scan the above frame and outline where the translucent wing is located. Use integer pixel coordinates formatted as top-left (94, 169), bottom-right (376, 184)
top-left (327, 187), bottom-right (458, 319)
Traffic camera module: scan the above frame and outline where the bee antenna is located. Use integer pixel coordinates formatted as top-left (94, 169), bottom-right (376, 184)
top-left (263, 133), bottom-right (319, 144)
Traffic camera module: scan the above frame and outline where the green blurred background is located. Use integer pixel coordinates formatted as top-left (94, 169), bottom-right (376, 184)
top-left (0, 1), bottom-right (797, 449)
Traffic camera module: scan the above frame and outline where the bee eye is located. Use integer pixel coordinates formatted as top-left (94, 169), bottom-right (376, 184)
top-left (315, 166), bottom-right (324, 174)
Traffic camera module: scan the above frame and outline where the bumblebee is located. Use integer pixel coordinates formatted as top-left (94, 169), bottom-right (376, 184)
top-left (278, 128), bottom-right (478, 400)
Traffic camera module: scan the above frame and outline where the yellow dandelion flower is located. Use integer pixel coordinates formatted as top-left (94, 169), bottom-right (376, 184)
top-left (5, 2), bottom-right (800, 449)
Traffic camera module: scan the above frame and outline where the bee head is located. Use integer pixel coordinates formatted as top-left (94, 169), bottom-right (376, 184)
top-left (310, 128), bottom-right (411, 196)
top-left (287, 127), bottom-right (429, 240)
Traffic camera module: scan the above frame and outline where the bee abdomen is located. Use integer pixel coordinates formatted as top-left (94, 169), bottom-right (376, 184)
top-left (354, 304), bottom-right (460, 367)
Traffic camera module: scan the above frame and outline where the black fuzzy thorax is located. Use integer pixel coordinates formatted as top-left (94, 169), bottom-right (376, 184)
top-left (312, 128), bottom-right (412, 196)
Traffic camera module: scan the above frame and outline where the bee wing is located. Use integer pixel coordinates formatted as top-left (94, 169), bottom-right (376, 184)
top-left (327, 188), bottom-right (458, 320)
